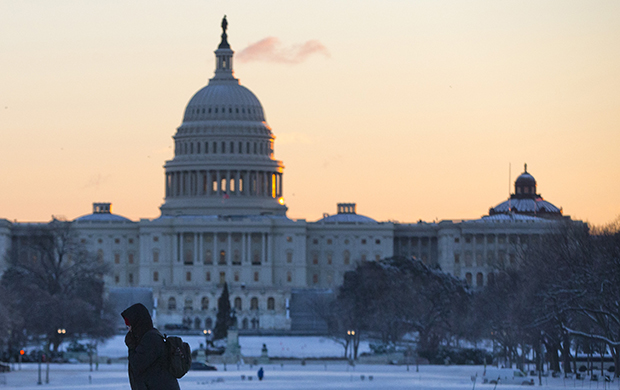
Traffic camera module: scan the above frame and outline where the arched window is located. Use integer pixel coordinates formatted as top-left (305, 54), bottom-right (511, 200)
top-left (201, 297), bottom-right (209, 311)
top-left (343, 250), bottom-right (350, 265)
top-left (465, 272), bottom-right (473, 286)
top-left (153, 271), bottom-right (159, 282)
top-left (242, 318), bottom-right (249, 329)
top-left (487, 272), bottom-right (495, 285)
top-left (287, 271), bottom-right (292, 283)
top-left (250, 297), bottom-right (259, 310)
top-left (194, 317), bottom-right (201, 329)
top-left (267, 297), bottom-right (275, 310)
top-left (168, 297), bottom-right (176, 310)
top-left (184, 298), bottom-right (193, 311)
top-left (205, 317), bottom-right (213, 329)
top-left (234, 297), bottom-right (242, 310)
top-left (476, 272), bottom-right (484, 287)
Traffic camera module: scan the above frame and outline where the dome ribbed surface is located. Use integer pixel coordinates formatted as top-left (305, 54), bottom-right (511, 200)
top-left (183, 83), bottom-right (265, 122)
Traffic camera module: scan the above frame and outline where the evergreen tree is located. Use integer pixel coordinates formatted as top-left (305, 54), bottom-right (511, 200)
top-left (213, 283), bottom-right (231, 340)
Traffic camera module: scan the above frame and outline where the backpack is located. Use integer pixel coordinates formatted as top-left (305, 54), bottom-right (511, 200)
top-left (163, 334), bottom-right (192, 378)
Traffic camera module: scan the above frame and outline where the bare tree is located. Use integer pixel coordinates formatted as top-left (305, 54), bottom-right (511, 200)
top-left (2, 219), bottom-right (115, 352)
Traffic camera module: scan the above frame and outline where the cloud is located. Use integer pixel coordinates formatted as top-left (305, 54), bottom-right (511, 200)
top-left (237, 37), bottom-right (330, 64)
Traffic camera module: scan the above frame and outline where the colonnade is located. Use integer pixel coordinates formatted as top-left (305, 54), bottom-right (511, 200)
top-left (165, 170), bottom-right (283, 199)
top-left (172, 231), bottom-right (272, 266)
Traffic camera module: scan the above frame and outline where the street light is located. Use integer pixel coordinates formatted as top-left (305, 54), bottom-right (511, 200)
top-left (347, 330), bottom-right (356, 361)
top-left (203, 329), bottom-right (212, 348)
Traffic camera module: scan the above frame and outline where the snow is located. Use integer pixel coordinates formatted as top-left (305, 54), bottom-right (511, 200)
top-left (97, 335), bottom-right (371, 359)
top-left (0, 362), bottom-right (605, 389)
top-left (3, 336), bottom-right (613, 389)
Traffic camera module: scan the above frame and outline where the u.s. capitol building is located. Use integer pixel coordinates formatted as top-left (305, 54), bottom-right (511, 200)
top-left (0, 19), bottom-right (570, 332)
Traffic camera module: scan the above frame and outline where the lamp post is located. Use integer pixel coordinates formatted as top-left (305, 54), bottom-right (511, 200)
top-left (203, 329), bottom-right (212, 354)
top-left (347, 330), bottom-right (356, 361)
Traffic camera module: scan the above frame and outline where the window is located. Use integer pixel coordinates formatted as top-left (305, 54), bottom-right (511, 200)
top-left (153, 271), bottom-right (159, 282)
top-left (465, 272), bottom-right (472, 286)
top-left (454, 254), bottom-right (460, 264)
top-left (375, 254), bottom-right (381, 261)
top-left (186, 272), bottom-right (192, 281)
top-left (128, 273), bottom-right (134, 284)
top-left (327, 239), bottom-right (332, 245)
top-left (115, 238), bottom-right (120, 244)
top-left (114, 253), bottom-right (120, 264)
top-left (476, 273), bottom-right (484, 287)
top-left (312, 253), bottom-right (318, 265)
top-left (267, 297), bottom-right (275, 310)
top-left (153, 250), bottom-right (159, 263)
top-left (234, 297), bottom-right (242, 310)
top-left (128, 253), bottom-right (134, 264)
top-left (375, 239), bottom-right (381, 244)
top-left (184, 298), bottom-right (193, 311)
top-left (204, 250), bottom-right (213, 265)
top-left (343, 250), bottom-right (350, 265)
top-left (96, 249), bottom-right (104, 263)
top-left (219, 250), bottom-right (226, 265)
top-left (361, 254), bottom-right (367, 261)
top-left (312, 274), bottom-right (318, 284)
top-left (327, 253), bottom-right (332, 265)
top-left (201, 297), bottom-right (209, 311)
top-left (287, 272), bottom-right (292, 283)
top-left (232, 250), bottom-right (241, 265)
top-left (219, 272), bottom-right (226, 285)
top-left (250, 297), bottom-right (259, 310)
top-left (153, 236), bottom-right (159, 242)
top-left (206, 271), bottom-right (211, 282)
top-left (344, 239), bottom-right (350, 245)
top-left (168, 297), bottom-right (176, 310)
top-left (454, 237), bottom-right (460, 243)
top-left (254, 272), bottom-right (259, 282)
top-left (312, 239), bottom-right (318, 245)
top-left (286, 251), bottom-right (293, 263)
top-left (115, 275), bottom-right (120, 284)
top-left (252, 251), bottom-right (261, 265)
top-left (361, 239), bottom-right (367, 244)
top-left (286, 236), bottom-right (292, 242)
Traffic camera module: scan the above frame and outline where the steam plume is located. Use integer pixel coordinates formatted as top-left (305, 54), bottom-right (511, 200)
top-left (237, 37), bottom-right (330, 64)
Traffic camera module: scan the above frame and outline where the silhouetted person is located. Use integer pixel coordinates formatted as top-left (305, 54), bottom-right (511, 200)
top-left (122, 303), bottom-right (180, 390)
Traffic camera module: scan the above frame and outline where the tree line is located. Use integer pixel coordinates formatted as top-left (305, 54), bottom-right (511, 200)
top-left (322, 219), bottom-right (620, 375)
top-left (0, 220), bottom-right (116, 361)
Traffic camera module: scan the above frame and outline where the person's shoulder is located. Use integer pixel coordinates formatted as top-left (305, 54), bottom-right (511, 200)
top-left (142, 329), bottom-right (164, 342)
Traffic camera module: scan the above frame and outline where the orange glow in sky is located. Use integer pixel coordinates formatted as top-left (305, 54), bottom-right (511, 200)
top-left (1, 1), bottom-right (619, 226)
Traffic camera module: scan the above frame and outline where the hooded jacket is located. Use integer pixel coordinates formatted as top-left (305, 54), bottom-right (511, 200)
top-left (121, 303), bottom-right (180, 390)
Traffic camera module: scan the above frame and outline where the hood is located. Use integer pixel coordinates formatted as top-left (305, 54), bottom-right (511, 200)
top-left (121, 303), bottom-right (153, 342)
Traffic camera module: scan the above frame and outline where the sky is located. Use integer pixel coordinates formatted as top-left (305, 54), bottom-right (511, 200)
top-left (1, 1), bottom-right (619, 226)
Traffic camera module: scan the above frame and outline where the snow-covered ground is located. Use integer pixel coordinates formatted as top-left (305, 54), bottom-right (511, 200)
top-left (0, 362), bottom-right (610, 390)
top-left (97, 335), bottom-right (372, 359)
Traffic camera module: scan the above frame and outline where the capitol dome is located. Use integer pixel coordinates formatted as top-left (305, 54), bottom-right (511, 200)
top-left (160, 17), bottom-right (286, 217)
top-left (489, 164), bottom-right (562, 219)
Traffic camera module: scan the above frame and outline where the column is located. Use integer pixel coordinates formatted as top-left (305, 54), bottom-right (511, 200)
top-left (206, 170), bottom-right (211, 196)
top-left (227, 232), bottom-right (232, 264)
top-left (194, 233), bottom-right (199, 264)
top-left (236, 171), bottom-right (241, 196)
top-left (248, 233), bottom-right (252, 263)
top-left (262, 233), bottom-right (266, 264)
top-left (216, 171), bottom-right (221, 196)
top-left (213, 233), bottom-right (218, 265)
top-left (198, 233), bottom-right (203, 265)
top-left (226, 171), bottom-right (231, 194)
top-left (267, 232), bottom-right (272, 263)
top-left (278, 173), bottom-right (283, 198)
top-left (242, 232), bottom-right (247, 263)
top-left (178, 233), bottom-right (183, 263)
